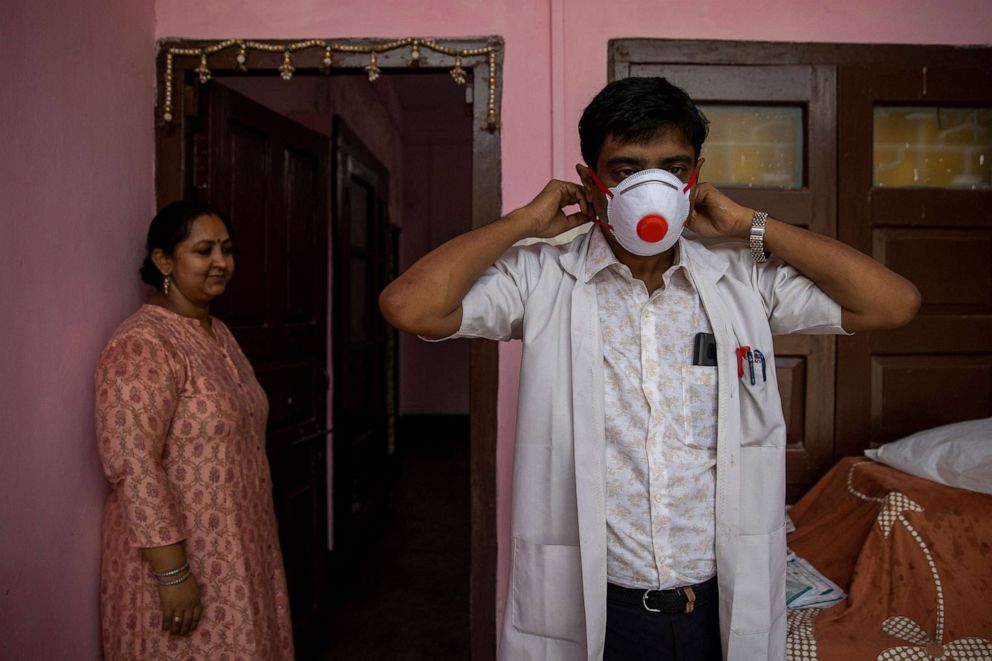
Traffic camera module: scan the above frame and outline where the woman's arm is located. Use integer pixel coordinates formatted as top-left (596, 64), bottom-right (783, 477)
top-left (95, 331), bottom-right (202, 636)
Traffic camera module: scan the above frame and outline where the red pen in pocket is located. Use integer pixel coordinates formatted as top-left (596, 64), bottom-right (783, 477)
top-left (735, 346), bottom-right (751, 379)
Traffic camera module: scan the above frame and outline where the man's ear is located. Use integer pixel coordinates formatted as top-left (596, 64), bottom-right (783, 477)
top-left (575, 163), bottom-right (594, 191)
top-left (689, 157), bottom-right (706, 207)
top-left (576, 163), bottom-right (607, 220)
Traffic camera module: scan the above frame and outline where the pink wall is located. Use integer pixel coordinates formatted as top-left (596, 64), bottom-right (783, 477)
top-left (0, 0), bottom-right (156, 658)
top-left (155, 0), bottom-right (992, 640)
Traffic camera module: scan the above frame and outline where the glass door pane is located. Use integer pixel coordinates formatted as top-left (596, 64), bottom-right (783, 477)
top-left (698, 105), bottom-right (804, 189)
top-left (874, 106), bottom-right (991, 189)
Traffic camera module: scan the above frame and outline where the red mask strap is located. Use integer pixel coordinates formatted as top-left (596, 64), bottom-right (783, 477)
top-left (584, 168), bottom-right (614, 231)
top-left (590, 217), bottom-right (614, 232)
top-left (586, 168), bottom-right (614, 199)
top-left (683, 164), bottom-right (701, 193)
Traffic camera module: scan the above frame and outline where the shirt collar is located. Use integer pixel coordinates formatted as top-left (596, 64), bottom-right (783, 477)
top-left (582, 227), bottom-right (618, 282)
top-left (582, 227), bottom-right (687, 285)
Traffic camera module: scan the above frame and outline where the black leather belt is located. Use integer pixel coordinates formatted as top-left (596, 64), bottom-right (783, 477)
top-left (607, 576), bottom-right (717, 614)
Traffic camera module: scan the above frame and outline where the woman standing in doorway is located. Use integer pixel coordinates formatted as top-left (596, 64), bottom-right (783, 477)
top-left (95, 202), bottom-right (294, 660)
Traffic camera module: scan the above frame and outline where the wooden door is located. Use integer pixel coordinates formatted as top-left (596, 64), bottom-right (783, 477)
top-left (330, 116), bottom-right (398, 567)
top-left (155, 41), bottom-right (504, 661)
top-left (193, 81), bottom-right (331, 649)
top-left (835, 62), bottom-right (992, 455)
top-left (616, 61), bottom-right (839, 499)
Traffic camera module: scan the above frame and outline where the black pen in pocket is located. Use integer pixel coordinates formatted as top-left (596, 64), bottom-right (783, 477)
top-left (752, 349), bottom-right (767, 382)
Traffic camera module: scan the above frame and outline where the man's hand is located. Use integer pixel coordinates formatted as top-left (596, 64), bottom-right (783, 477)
top-left (380, 178), bottom-right (592, 339)
top-left (686, 180), bottom-right (920, 331)
top-left (514, 179), bottom-right (594, 239)
top-left (688, 182), bottom-right (752, 239)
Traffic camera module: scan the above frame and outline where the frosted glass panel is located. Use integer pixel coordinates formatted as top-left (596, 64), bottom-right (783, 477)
top-left (697, 105), bottom-right (803, 189)
top-left (874, 107), bottom-right (991, 189)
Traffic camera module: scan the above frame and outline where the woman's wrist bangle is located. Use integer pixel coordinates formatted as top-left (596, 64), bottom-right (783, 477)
top-left (157, 568), bottom-right (192, 586)
top-left (151, 561), bottom-right (189, 578)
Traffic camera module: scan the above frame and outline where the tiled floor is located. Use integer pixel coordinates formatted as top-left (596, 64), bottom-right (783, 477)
top-left (320, 437), bottom-right (470, 660)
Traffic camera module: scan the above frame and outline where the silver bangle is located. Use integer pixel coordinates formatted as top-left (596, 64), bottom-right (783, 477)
top-left (749, 211), bottom-right (769, 263)
top-left (157, 568), bottom-right (193, 586)
top-left (152, 561), bottom-right (189, 578)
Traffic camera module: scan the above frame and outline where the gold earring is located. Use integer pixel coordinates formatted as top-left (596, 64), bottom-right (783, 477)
top-left (163, 276), bottom-right (171, 295)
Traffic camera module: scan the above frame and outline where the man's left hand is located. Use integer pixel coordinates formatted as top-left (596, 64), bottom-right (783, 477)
top-left (688, 182), bottom-right (752, 239)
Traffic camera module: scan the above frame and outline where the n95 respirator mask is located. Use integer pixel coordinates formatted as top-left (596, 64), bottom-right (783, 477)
top-left (588, 166), bottom-right (699, 256)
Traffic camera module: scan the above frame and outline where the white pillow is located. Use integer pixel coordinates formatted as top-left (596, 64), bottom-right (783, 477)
top-left (865, 417), bottom-right (992, 495)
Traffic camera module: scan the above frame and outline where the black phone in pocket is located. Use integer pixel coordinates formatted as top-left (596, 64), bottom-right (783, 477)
top-left (692, 332), bottom-right (718, 366)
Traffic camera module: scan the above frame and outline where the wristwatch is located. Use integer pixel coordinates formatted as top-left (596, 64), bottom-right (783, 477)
top-left (749, 211), bottom-right (769, 263)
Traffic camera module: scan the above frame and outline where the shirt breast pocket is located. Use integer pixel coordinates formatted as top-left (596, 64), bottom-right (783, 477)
top-left (681, 365), bottom-right (718, 450)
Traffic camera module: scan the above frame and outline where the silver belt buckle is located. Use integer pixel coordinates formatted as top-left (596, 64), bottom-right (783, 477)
top-left (642, 589), bottom-right (662, 613)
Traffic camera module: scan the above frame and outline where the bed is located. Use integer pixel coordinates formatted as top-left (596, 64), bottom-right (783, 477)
top-left (784, 419), bottom-right (992, 660)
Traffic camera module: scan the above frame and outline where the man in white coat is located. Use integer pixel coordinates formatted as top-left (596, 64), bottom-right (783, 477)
top-left (380, 77), bottom-right (920, 661)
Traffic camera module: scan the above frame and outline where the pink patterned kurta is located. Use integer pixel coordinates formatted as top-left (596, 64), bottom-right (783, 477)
top-left (95, 304), bottom-right (294, 660)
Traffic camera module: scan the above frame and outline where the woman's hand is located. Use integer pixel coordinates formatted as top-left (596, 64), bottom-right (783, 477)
top-left (158, 573), bottom-right (202, 636)
top-left (141, 543), bottom-right (202, 636)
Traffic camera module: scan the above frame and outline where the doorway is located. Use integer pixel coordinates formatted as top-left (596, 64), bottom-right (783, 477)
top-left (155, 39), bottom-right (502, 660)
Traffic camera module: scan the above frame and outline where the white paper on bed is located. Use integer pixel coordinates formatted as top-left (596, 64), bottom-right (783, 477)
top-left (865, 416), bottom-right (992, 495)
top-left (785, 549), bottom-right (846, 609)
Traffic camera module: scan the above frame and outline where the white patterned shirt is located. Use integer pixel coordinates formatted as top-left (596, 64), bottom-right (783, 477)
top-left (585, 228), bottom-right (719, 590)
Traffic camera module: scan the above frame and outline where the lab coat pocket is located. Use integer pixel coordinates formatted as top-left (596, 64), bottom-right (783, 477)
top-left (682, 365), bottom-right (719, 450)
top-left (511, 537), bottom-right (585, 643)
top-left (729, 524), bottom-right (787, 636)
top-left (735, 348), bottom-right (771, 397)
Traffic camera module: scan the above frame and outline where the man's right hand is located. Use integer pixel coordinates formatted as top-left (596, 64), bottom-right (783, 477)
top-left (380, 178), bottom-right (593, 339)
top-left (511, 179), bottom-right (593, 239)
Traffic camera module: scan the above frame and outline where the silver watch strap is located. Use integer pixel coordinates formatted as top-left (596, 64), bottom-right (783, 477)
top-left (750, 211), bottom-right (769, 263)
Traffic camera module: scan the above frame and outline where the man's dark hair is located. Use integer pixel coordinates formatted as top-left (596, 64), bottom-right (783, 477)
top-left (139, 201), bottom-right (231, 289)
top-left (578, 77), bottom-right (709, 169)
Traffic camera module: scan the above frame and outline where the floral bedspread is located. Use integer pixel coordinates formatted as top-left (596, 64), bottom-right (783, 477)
top-left (785, 457), bottom-right (992, 660)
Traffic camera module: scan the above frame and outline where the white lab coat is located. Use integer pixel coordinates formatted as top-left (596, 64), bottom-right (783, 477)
top-left (444, 229), bottom-right (846, 661)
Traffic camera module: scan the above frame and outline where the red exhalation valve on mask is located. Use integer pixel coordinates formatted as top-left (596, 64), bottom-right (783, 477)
top-left (636, 214), bottom-right (669, 243)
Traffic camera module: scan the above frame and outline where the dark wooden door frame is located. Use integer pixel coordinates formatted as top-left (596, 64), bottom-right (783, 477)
top-left (329, 114), bottom-right (395, 584)
top-left (155, 37), bottom-right (503, 661)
